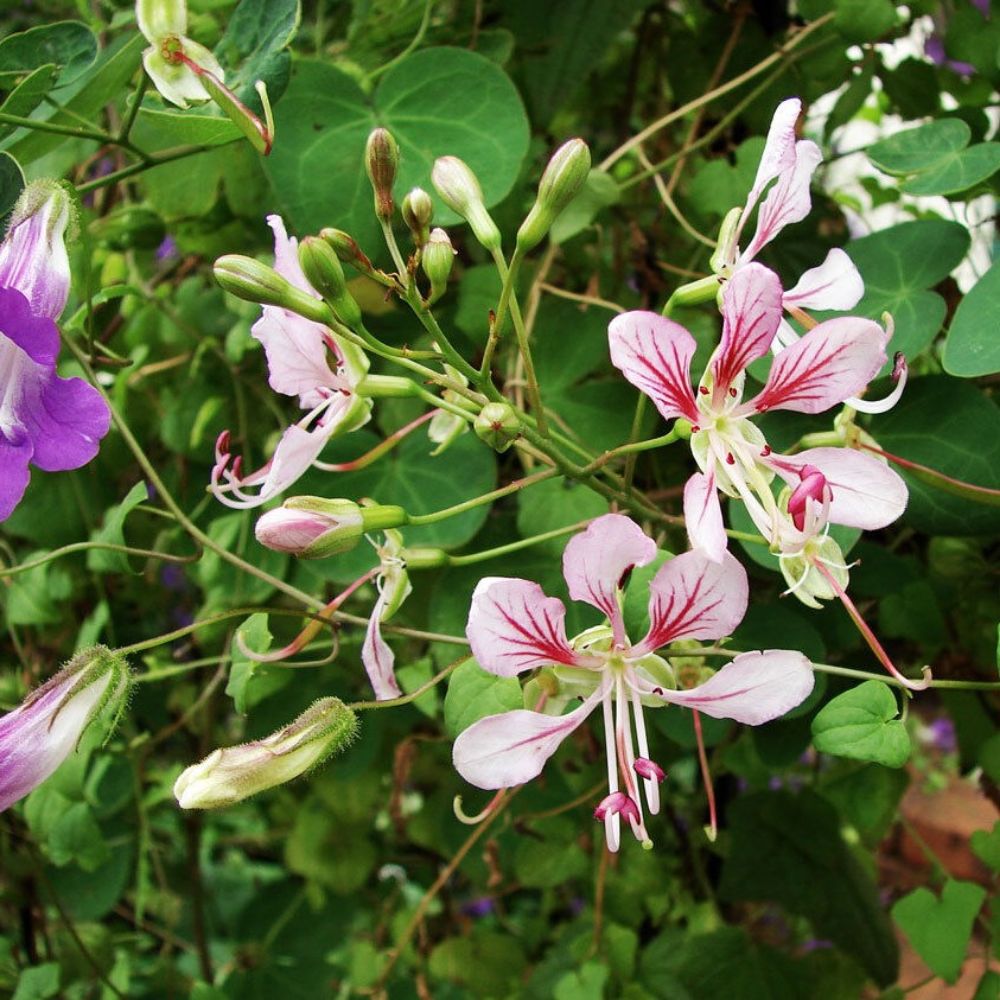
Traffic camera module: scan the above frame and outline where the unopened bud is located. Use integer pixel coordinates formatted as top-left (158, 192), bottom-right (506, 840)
top-left (298, 236), bottom-right (362, 327)
top-left (0, 646), bottom-right (130, 811)
top-left (400, 546), bottom-right (449, 569)
top-left (366, 128), bottom-right (399, 220)
top-left (474, 401), bottom-right (520, 453)
top-left (402, 187), bottom-right (434, 245)
top-left (421, 227), bottom-right (455, 304)
top-left (516, 138), bottom-right (591, 252)
top-left (710, 206), bottom-right (743, 275)
top-left (431, 156), bottom-right (501, 252)
top-left (320, 228), bottom-right (375, 273)
top-left (173, 697), bottom-right (358, 809)
top-left (255, 497), bottom-right (408, 558)
top-left (214, 254), bottom-right (329, 323)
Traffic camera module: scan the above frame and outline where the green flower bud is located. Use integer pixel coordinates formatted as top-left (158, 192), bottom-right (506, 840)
top-left (709, 206), bottom-right (743, 275)
top-left (320, 228), bottom-right (375, 274)
top-left (402, 187), bottom-right (434, 246)
top-left (400, 546), bottom-right (449, 569)
top-left (255, 497), bottom-right (365, 558)
top-left (173, 697), bottom-right (358, 809)
top-left (298, 236), bottom-right (362, 327)
top-left (214, 254), bottom-right (329, 323)
top-left (474, 401), bottom-right (521, 453)
top-left (421, 227), bottom-right (455, 304)
top-left (431, 156), bottom-right (501, 252)
top-left (516, 138), bottom-right (591, 253)
top-left (365, 128), bottom-right (399, 220)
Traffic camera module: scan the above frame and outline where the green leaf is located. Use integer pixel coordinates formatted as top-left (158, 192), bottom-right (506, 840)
top-left (903, 143), bottom-right (1000, 196)
top-left (970, 821), bottom-right (1000, 872)
top-left (0, 150), bottom-right (25, 221)
top-left (719, 790), bottom-right (899, 987)
top-left (216, 0), bottom-right (300, 105)
top-left (0, 21), bottom-right (97, 86)
top-left (428, 931), bottom-right (527, 996)
top-left (226, 614), bottom-right (293, 713)
top-left (844, 220), bottom-right (970, 370)
top-left (264, 49), bottom-right (529, 250)
top-left (834, 0), bottom-right (897, 42)
top-left (517, 477), bottom-right (607, 555)
top-left (868, 119), bottom-right (971, 176)
top-left (6, 34), bottom-right (145, 163)
top-left (820, 762), bottom-right (909, 846)
top-left (811, 681), bottom-right (910, 767)
top-left (87, 480), bottom-right (149, 573)
top-left (554, 962), bottom-right (609, 1000)
top-left (550, 169), bottom-right (620, 244)
top-left (133, 108), bottom-right (244, 149)
top-left (876, 375), bottom-right (1000, 535)
top-left (892, 879), bottom-right (987, 983)
top-left (944, 257), bottom-right (1000, 377)
top-left (3, 555), bottom-right (73, 625)
top-left (12, 963), bottom-right (60, 1000)
top-left (514, 817), bottom-right (588, 888)
top-left (974, 971), bottom-right (1000, 1000)
top-left (0, 64), bottom-right (59, 140)
top-left (443, 658), bottom-right (522, 737)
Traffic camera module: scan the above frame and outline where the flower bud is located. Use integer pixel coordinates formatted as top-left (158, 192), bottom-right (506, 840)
top-left (474, 401), bottom-right (520, 453)
top-left (0, 646), bottom-right (130, 812)
top-left (320, 228), bottom-right (375, 273)
top-left (298, 236), bottom-right (362, 327)
top-left (431, 156), bottom-right (501, 252)
top-left (421, 227), bottom-right (455, 304)
top-left (255, 497), bottom-right (407, 558)
top-left (402, 187), bottom-right (434, 246)
top-left (0, 180), bottom-right (73, 320)
top-left (400, 546), bottom-right (449, 569)
top-left (365, 128), bottom-right (399, 220)
top-left (214, 254), bottom-right (329, 323)
top-left (710, 206), bottom-right (744, 275)
top-left (174, 697), bottom-right (358, 809)
top-left (516, 138), bottom-right (591, 253)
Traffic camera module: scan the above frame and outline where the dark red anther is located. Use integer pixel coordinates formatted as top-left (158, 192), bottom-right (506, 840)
top-left (728, 386), bottom-right (737, 397)
top-left (633, 757), bottom-right (667, 783)
top-left (761, 444), bottom-right (771, 456)
top-left (726, 453), bottom-right (735, 465)
top-left (699, 385), bottom-right (709, 395)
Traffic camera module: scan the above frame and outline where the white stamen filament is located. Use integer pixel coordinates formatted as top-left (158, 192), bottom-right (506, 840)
top-left (630, 685), bottom-right (659, 815)
top-left (601, 690), bottom-right (620, 853)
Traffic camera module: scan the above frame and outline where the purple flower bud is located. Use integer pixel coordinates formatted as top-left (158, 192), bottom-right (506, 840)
top-left (633, 757), bottom-right (666, 783)
top-left (593, 791), bottom-right (640, 823)
top-left (1, 647), bottom-right (129, 812)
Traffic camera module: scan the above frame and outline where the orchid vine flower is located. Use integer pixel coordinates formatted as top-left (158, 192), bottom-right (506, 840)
top-left (211, 216), bottom-right (371, 509)
top-left (710, 97), bottom-right (864, 327)
top-left (0, 182), bottom-right (111, 521)
top-left (137, 0), bottom-right (226, 108)
top-left (362, 529), bottom-right (413, 701)
top-left (452, 514), bottom-right (814, 851)
top-left (1, 647), bottom-right (129, 812)
top-left (610, 263), bottom-right (908, 564)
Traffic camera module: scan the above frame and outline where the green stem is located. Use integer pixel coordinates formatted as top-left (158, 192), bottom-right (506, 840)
top-left (404, 286), bottom-right (482, 385)
top-left (348, 653), bottom-right (467, 710)
top-left (407, 468), bottom-right (558, 525)
top-left (0, 110), bottom-right (121, 146)
top-left (75, 143), bottom-right (227, 195)
top-left (811, 662), bottom-right (1000, 691)
top-left (366, 0), bottom-right (435, 83)
top-left (0, 541), bottom-right (199, 578)
top-left (118, 75), bottom-right (149, 143)
top-left (449, 519), bottom-right (593, 565)
top-left (580, 427), bottom-right (680, 474)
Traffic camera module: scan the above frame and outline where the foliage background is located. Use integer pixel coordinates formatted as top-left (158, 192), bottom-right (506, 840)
top-left (0, 1), bottom-right (998, 997)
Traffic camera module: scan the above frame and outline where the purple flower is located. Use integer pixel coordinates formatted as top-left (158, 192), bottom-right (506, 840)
top-left (0, 182), bottom-right (111, 521)
top-left (0, 647), bottom-right (129, 812)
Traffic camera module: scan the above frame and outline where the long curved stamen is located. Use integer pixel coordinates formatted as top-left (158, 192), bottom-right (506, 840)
top-left (601, 690), bottom-right (621, 852)
top-left (615, 676), bottom-right (651, 847)
top-left (629, 687), bottom-right (660, 815)
top-left (691, 710), bottom-right (718, 843)
top-left (846, 352), bottom-right (907, 414)
top-left (814, 561), bottom-right (932, 692)
top-left (711, 436), bottom-right (776, 541)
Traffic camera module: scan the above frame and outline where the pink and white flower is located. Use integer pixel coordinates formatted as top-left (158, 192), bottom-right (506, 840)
top-left (452, 514), bottom-right (814, 851)
top-left (711, 97), bottom-right (864, 323)
top-left (211, 216), bottom-right (371, 509)
top-left (609, 263), bottom-right (908, 562)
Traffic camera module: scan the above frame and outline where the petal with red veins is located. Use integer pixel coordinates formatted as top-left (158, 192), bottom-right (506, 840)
top-left (742, 140), bottom-right (822, 262)
top-left (766, 446), bottom-right (908, 530)
top-left (452, 689), bottom-right (603, 789)
top-left (683, 471), bottom-right (727, 563)
top-left (655, 649), bottom-right (814, 725)
top-left (466, 578), bottom-right (583, 677)
top-left (634, 550), bottom-right (748, 655)
top-left (783, 248), bottom-right (864, 312)
top-left (746, 316), bottom-right (888, 415)
top-left (562, 514), bottom-right (656, 640)
top-left (711, 263), bottom-right (783, 394)
top-left (608, 311), bottom-right (700, 423)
